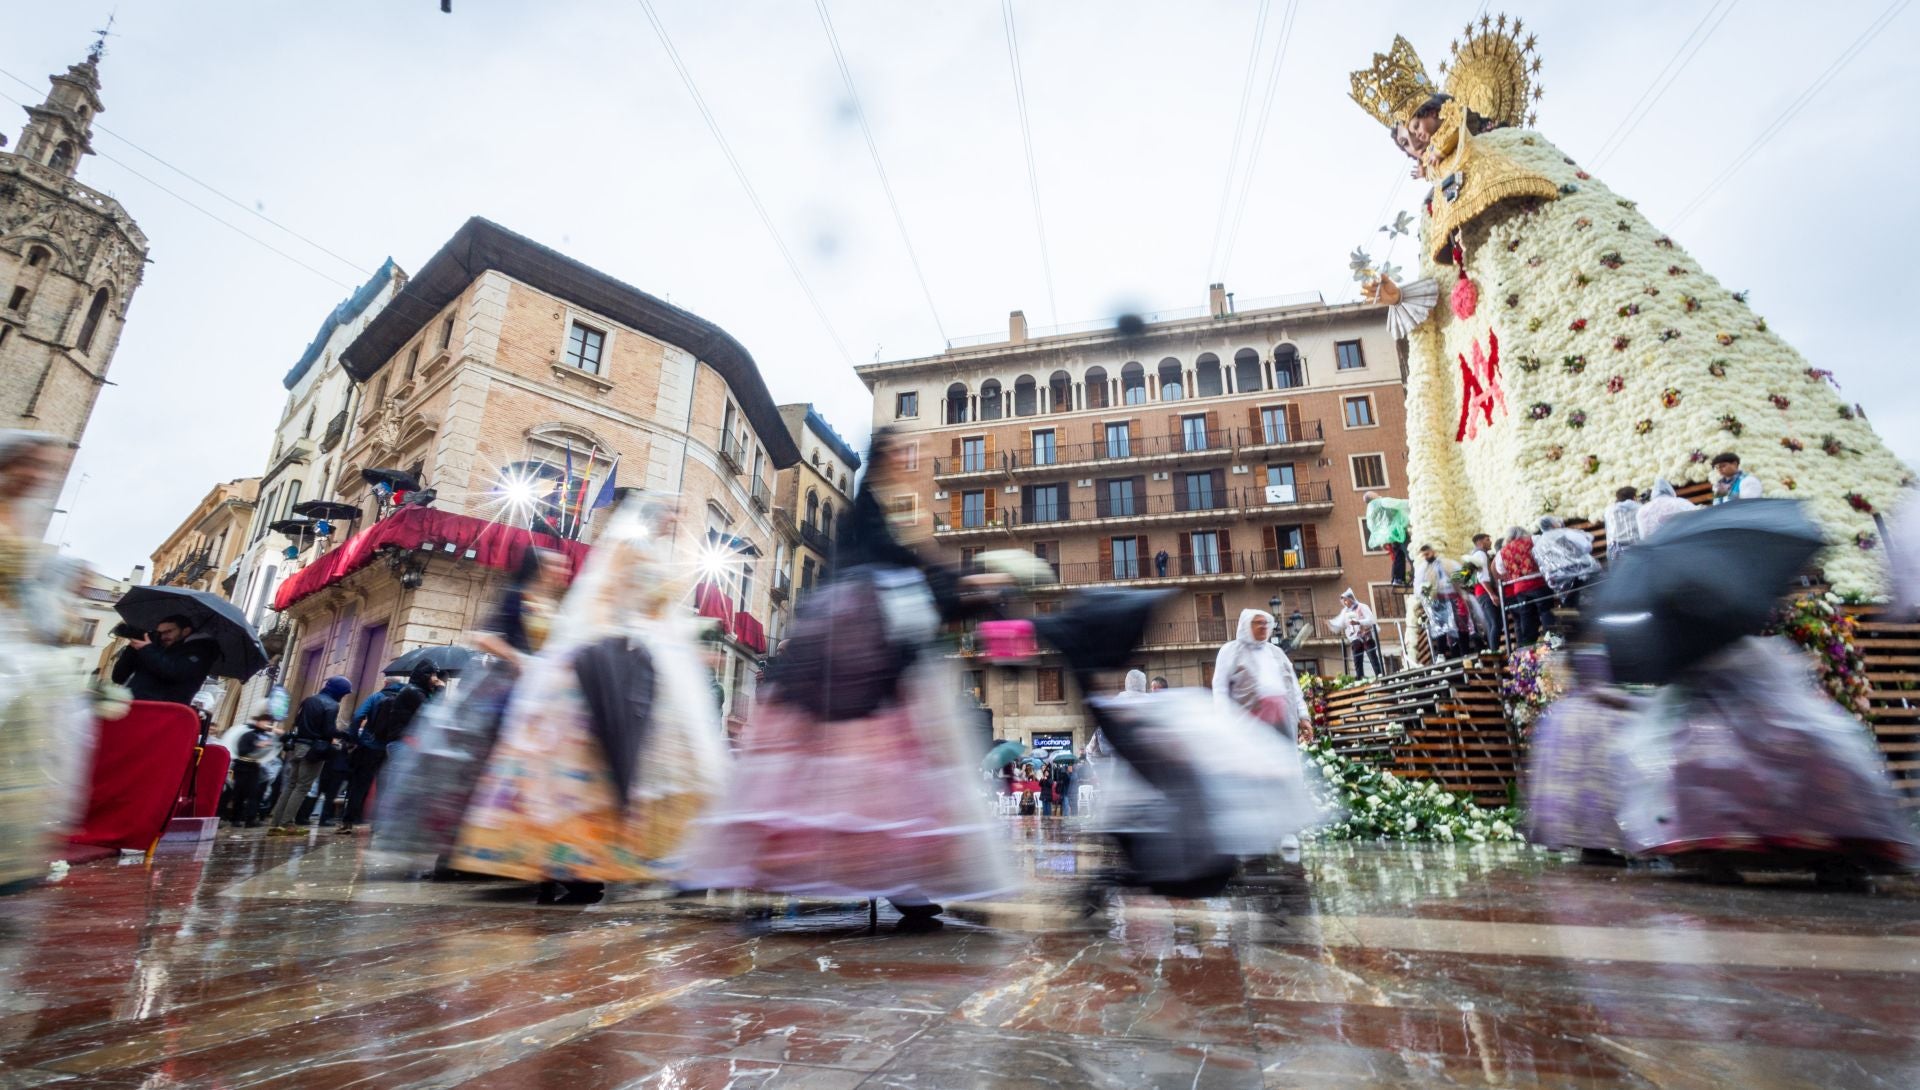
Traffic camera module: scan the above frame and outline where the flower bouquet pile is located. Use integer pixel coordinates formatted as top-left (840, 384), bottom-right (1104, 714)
top-left (1301, 740), bottom-right (1525, 843)
top-left (1766, 593), bottom-right (1872, 722)
top-left (1499, 634), bottom-right (1565, 736)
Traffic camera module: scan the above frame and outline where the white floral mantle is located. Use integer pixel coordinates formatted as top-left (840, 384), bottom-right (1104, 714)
top-left (1405, 128), bottom-right (1910, 593)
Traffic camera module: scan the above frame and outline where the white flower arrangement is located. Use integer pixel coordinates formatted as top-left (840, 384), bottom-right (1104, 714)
top-left (1405, 128), bottom-right (1912, 594)
top-left (1302, 739), bottom-right (1525, 843)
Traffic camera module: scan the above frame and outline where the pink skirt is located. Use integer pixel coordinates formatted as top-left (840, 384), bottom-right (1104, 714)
top-left (684, 664), bottom-right (1015, 902)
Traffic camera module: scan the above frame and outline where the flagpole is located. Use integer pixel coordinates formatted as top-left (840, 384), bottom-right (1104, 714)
top-left (572, 445), bottom-right (600, 540)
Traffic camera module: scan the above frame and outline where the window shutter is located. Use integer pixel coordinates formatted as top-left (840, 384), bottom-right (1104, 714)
top-left (949, 491), bottom-right (963, 527)
top-left (1138, 534), bottom-right (1149, 563)
top-left (1248, 406), bottom-right (1261, 432)
top-left (1021, 487), bottom-right (1034, 523)
top-left (1092, 420), bottom-right (1105, 444)
top-left (1262, 526), bottom-right (1278, 568)
top-left (1219, 528), bottom-right (1233, 572)
top-left (1097, 481), bottom-right (1111, 518)
top-left (1129, 417), bottom-right (1141, 439)
top-left (984, 490), bottom-right (997, 523)
top-left (1210, 468), bottom-right (1226, 504)
top-left (984, 433), bottom-right (996, 459)
top-left (950, 437), bottom-right (961, 460)
top-left (1287, 403), bottom-right (1302, 439)
top-left (1206, 410), bottom-right (1221, 444)
top-left (1132, 475), bottom-right (1146, 502)
top-left (1178, 531), bottom-right (1192, 568)
top-left (1302, 523), bottom-right (1320, 566)
top-left (1098, 536), bottom-right (1113, 574)
top-left (1175, 474), bottom-right (1189, 512)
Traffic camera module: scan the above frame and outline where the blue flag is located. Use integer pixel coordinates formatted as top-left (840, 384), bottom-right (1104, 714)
top-left (591, 457), bottom-right (619, 510)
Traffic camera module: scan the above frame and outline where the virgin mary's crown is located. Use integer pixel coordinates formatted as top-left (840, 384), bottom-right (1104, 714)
top-left (1348, 35), bottom-right (1436, 131)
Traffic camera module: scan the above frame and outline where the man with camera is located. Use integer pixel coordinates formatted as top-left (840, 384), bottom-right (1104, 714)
top-left (109, 614), bottom-right (219, 706)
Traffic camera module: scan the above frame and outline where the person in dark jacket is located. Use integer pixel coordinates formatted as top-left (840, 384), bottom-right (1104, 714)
top-left (339, 665), bottom-right (441, 834)
top-left (265, 676), bottom-right (352, 835)
top-left (109, 614), bottom-right (218, 706)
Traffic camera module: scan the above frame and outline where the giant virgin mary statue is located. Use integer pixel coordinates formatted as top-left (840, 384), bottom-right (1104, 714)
top-left (1350, 16), bottom-right (1908, 592)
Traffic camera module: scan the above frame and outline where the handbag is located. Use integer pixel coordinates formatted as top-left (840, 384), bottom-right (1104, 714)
top-left (978, 619), bottom-right (1039, 664)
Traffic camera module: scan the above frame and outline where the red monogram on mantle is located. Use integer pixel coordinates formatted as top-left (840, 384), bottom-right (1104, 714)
top-left (1454, 330), bottom-right (1508, 442)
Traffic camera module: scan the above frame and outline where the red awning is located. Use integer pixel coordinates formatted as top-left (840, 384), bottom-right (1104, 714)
top-left (272, 506), bottom-right (589, 612)
top-left (732, 611), bottom-right (767, 654)
top-left (694, 580), bottom-right (733, 636)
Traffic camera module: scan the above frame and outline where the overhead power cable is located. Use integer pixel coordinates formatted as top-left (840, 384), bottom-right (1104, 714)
top-left (1669, 0), bottom-right (1910, 228)
top-left (1589, 0), bottom-right (1740, 169)
top-left (1001, 0), bottom-right (1058, 326)
top-left (1203, 0), bottom-right (1272, 281)
top-left (634, 0), bottom-right (855, 364)
top-left (0, 64), bottom-right (374, 278)
top-left (0, 84), bottom-right (356, 290)
top-left (813, 0), bottom-right (947, 344)
top-left (1216, 0), bottom-right (1300, 278)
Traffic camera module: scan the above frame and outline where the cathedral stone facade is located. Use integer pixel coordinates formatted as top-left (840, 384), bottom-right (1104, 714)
top-left (0, 46), bottom-right (148, 535)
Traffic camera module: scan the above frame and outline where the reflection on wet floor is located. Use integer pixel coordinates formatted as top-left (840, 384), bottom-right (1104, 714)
top-left (2, 817), bottom-right (1918, 1088)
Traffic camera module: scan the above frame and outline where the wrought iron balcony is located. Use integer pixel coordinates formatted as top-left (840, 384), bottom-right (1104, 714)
top-left (750, 476), bottom-right (771, 512)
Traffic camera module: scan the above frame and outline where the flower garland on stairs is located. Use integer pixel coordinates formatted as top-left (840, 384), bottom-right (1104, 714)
top-left (1302, 740), bottom-right (1526, 843)
top-left (1765, 593), bottom-right (1872, 722)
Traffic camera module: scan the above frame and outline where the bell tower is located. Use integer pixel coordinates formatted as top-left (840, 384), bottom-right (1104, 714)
top-left (13, 40), bottom-right (105, 180)
top-left (0, 30), bottom-right (148, 537)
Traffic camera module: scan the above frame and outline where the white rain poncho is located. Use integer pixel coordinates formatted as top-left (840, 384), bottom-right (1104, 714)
top-left (1531, 519), bottom-right (1601, 593)
top-left (1604, 498), bottom-right (1643, 562)
top-left (1211, 609), bottom-right (1308, 736)
top-left (1637, 478), bottom-right (1698, 540)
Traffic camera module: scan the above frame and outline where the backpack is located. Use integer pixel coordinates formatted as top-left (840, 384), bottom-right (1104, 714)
top-left (368, 688), bottom-right (422, 745)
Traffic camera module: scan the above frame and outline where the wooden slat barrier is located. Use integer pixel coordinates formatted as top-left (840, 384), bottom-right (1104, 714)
top-left (1317, 653), bottom-right (1515, 808)
top-left (1843, 604), bottom-right (1920, 809)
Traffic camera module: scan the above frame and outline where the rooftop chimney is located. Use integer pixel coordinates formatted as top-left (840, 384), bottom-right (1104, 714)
top-left (1208, 282), bottom-right (1227, 317)
top-left (128, 563), bottom-right (147, 586)
top-left (1008, 310), bottom-right (1028, 345)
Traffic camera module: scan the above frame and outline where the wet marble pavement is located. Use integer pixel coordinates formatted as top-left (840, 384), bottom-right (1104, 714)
top-left (2, 821), bottom-right (1919, 1089)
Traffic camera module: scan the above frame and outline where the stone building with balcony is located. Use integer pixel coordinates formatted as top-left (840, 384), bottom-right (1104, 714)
top-left (769, 403), bottom-right (861, 635)
top-left (856, 284), bottom-right (1411, 747)
top-left (0, 43), bottom-right (148, 536)
top-left (267, 218), bottom-right (800, 735)
top-left (224, 259), bottom-right (405, 724)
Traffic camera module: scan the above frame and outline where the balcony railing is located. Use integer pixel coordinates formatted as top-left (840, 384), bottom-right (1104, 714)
top-left (770, 569), bottom-right (792, 603)
top-left (799, 521), bottom-right (830, 554)
top-left (1245, 545), bottom-right (1343, 576)
top-left (1023, 546), bottom-right (1342, 589)
top-left (1138, 619), bottom-right (1235, 649)
top-left (750, 476), bottom-right (771, 512)
top-left (932, 423), bottom-right (1327, 480)
top-left (935, 486), bottom-right (1336, 536)
top-left (719, 434), bottom-right (748, 475)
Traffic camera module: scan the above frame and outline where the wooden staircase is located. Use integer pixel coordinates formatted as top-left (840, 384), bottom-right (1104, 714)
top-left (1317, 655), bottom-right (1518, 807)
top-left (1845, 605), bottom-right (1920, 809)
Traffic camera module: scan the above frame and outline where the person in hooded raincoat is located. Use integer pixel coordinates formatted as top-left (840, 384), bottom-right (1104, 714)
top-left (1637, 478), bottom-right (1698, 540)
top-left (1212, 610), bottom-right (1308, 739)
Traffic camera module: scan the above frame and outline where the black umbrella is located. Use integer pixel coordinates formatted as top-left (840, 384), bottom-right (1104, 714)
top-left (114, 586), bottom-right (268, 681)
top-left (1592, 498), bottom-right (1825, 685)
top-left (268, 517), bottom-right (314, 538)
top-left (382, 644), bottom-right (477, 676)
top-left (361, 467), bottom-right (421, 492)
top-left (1032, 588), bottom-right (1176, 674)
top-left (291, 500), bottom-right (362, 521)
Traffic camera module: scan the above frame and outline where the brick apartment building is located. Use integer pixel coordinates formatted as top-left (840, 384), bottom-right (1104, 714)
top-left (856, 285), bottom-right (1410, 748)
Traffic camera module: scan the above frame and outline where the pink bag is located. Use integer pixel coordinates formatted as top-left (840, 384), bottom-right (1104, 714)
top-left (979, 619), bottom-right (1039, 663)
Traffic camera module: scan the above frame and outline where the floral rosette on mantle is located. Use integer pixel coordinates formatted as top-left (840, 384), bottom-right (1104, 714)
top-left (1347, 17), bottom-right (1911, 594)
top-left (1765, 593), bottom-right (1873, 722)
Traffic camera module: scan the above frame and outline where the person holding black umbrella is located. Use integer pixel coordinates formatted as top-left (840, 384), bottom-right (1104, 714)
top-left (108, 614), bottom-right (218, 707)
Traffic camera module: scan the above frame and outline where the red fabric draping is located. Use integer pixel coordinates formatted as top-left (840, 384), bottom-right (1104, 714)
top-left (732, 611), bottom-right (767, 654)
top-left (71, 701), bottom-right (200, 851)
top-left (272, 506), bottom-right (590, 612)
top-left (182, 744), bottom-right (231, 819)
top-left (694, 581), bottom-right (733, 636)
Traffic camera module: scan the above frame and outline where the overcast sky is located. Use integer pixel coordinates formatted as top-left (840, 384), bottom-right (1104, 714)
top-left (10, 0), bottom-right (1916, 578)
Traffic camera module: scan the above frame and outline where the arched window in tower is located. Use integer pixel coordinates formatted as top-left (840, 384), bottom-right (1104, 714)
top-left (945, 382), bottom-right (970, 424)
top-left (1157, 358), bottom-right (1184, 400)
top-left (805, 489), bottom-right (820, 530)
top-left (979, 379), bottom-right (1003, 420)
top-left (821, 501), bottom-right (834, 540)
top-left (1084, 366), bottom-right (1109, 409)
top-left (1048, 370), bottom-right (1072, 413)
top-left (26, 247), bottom-right (50, 269)
top-left (76, 287), bottom-right (109, 352)
top-left (1234, 348), bottom-right (1263, 392)
top-left (1013, 375), bottom-right (1037, 417)
top-left (1274, 343), bottom-right (1303, 388)
top-left (48, 141), bottom-right (73, 174)
top-left (1195, 353), bottom-right (1223, 397)
top-left (1121, 362), bottom-right (1147, 404)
